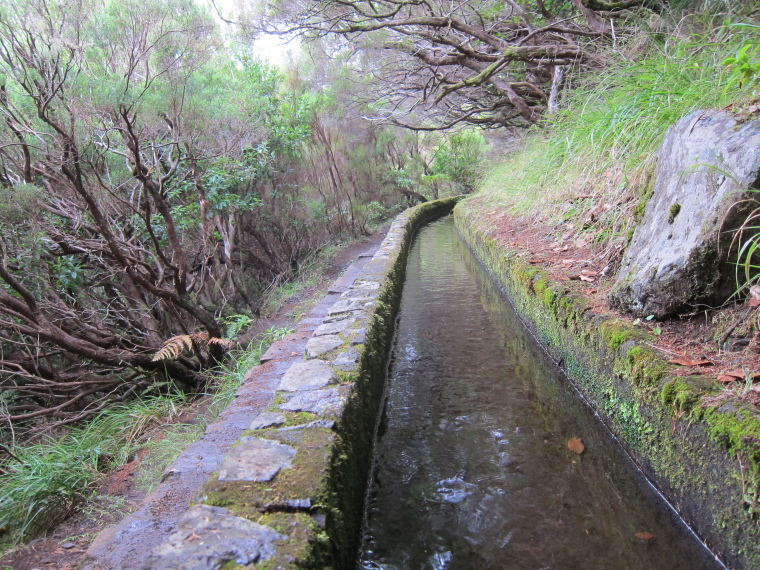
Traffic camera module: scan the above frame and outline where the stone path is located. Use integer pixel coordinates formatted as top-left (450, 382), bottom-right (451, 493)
top-left (83, 248), bottom-right (379, 570)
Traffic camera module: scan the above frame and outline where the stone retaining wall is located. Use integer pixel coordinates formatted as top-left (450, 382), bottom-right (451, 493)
top-left (139, 197), bottom-right (461, 570)
top-left (454, 199), bottom-right (760, 569)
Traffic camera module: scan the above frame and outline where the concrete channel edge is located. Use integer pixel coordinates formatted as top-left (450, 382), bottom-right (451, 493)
top-left (453, 198), bottom-right (760, 570)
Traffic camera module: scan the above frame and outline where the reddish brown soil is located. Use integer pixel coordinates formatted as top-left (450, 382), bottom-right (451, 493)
top-left (0, 228), bottom-right (389, 570)
top-left (479, 197), bottom-right (760, 405)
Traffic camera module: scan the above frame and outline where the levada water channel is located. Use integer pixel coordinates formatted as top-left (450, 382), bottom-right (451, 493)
top-left (358, 216), bottom-right (721, 570)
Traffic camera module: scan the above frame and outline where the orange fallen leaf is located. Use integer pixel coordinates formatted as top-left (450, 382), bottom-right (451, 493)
top-left (750, 298), bottom-right (760, 307)
top-left (634, 531), bottom-right (654, 541)
top-left (567, 437), bottom-right (585, 454)
top-left (581, 269), bottom-right (598, 276)
top-left (290, 352), bottom-right (298, 356)
top-left (579, 275), bottom-right (595, 282)
top-left (723, 370), bottom-right (746, 379)
top-left (582, 288), bottom-right (597, 295)
top-left (668, 357), bottom-right (713, 367)
top-left (717, 374), bottom-right (741, 383)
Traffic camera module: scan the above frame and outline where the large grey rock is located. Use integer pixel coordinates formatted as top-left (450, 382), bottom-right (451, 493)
top-left (278, 359), bottom-right (338, 391)
top-left (142, 505), bottom-right (283, 570)
top-left (610, 110), bottom-right (760, 318)
top-left (218, 437), bottom-right (295, 482)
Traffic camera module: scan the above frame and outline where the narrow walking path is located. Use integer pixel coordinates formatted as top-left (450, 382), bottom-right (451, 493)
top-left (83, 249), bottom-right (380, 569)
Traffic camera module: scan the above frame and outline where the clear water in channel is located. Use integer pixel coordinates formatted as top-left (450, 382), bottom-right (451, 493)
top-left (359, 216), bottom-right (719, 570)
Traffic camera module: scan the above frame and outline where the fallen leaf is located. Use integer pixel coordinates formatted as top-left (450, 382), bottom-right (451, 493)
top-left (634, 531), bottom-right (654, 541)
top-left (553, 245), bottom-right (569, 252)
top-left (717, 374), bottom-right (742, 383)
top-left (668, 357), bottom-right (713, 367)
top-left (579, 275), bottom-right (595, 283)
top-left (567, 437), bottom-right (585, 454)
top-left (750, 298), bottom-right (760, 307)
top-left (582, 288), bottom-right (597, 295)
top-left (724, 370), bottom-right (746, 379)
top-left (581, 269), bottom-right (598, 276)
top-left (290, 352), bottom-right (298, 356)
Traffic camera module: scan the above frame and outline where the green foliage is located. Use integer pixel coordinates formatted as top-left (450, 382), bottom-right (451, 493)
top-left (478, 20), bottom-right (759, 243)
top-left (0, 325), bottom-right (291, 543)
top-left (723, 24), bottom-right (760, 91)
top-left (0, 394), bottom-right (185, 542)
top-left (430, 131), bottom-right (486, 195)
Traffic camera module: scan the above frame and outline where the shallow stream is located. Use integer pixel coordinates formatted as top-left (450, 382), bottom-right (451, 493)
top-left (359, 216), bottom-right (720, 570)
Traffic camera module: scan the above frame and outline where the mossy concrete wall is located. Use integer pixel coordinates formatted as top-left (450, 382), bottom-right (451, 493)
top-left (454, 199), bottom-right (760, 569)
top-left (141, 197), bottom-right (462, 570)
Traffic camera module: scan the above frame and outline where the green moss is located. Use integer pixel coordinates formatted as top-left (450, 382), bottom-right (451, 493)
top-left (453, 195), bottom-right (760, 568)
top-left (631, 173), bottom-right (654, 224)
top-left (660, 376), bottom-right (713, 415)
top-left (600, 321), bottom-right (636, 350)
top-left (668, 202), bottom-right (681, 224)
top-left (621, 346), bottom-right (665, 387)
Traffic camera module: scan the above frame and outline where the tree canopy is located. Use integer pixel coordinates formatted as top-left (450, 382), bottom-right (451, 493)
top-left (238, 0), bottom-right (655, 129)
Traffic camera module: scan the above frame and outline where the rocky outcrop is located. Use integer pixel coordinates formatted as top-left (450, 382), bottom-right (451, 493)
top-left (610, 110), bottom-right (760, 318)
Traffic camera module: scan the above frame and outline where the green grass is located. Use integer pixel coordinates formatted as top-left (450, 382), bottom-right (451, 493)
top-left (478, 17), bottom-right (760, 247)
top-left (0, 326), bottom-right (291, 544)
top-left (0, 394), bottom-right (185, 541)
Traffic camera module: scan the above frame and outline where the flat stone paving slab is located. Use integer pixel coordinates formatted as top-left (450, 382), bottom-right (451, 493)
top-left (305, 335), bottom-right (343, 358)
top-left (327, 299), bottom-right (363, 315)
top-left (142, 505), bottom-right (283, 570)
top-left (279, 386), bottom-right (349, 416)
top-left (249, 412), bottom-right (286, 431)
top-left (218, 437), bottom-right (296, 482)
top-left (314, 318), bottom-right (353, 336)
top-left (278, 359), bottom-right (338, 391)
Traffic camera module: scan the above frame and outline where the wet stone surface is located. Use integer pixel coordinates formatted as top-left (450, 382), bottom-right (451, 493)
top-left (278, 360), bottom-right (338, 391)
top-left (279, 386), bottom-right (349, 416)
top-left (217, 437), bottom-right (296, 482)
top-left (314, 318), bottom-right (353, 336)
top-left (249, 412), bottom-right (286, 431)
top-left (305, 335), bottom-right (343, 358)
top-left (327, 299), bottom-right (363, 315)
top-left (142, 505), bottom-right (283, 570)
top-left (333, 348), bottom-right (359, 371)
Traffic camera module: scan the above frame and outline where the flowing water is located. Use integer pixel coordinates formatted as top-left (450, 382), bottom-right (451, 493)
top-left (359, 217), bottom-right (720, 570)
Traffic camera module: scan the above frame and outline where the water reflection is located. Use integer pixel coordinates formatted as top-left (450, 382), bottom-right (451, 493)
top-left (359, 216), bottom-right (718, 570)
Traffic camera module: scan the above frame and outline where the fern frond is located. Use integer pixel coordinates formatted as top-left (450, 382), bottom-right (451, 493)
top-left (152, 332), bottom-right (233, 362)
top-left (208, 337), bottom-right (236, 350)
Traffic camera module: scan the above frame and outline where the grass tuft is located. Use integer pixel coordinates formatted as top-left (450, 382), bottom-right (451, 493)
top-left (0, 326), bottom-right (291, 545)
top-left (478, 17), bottom-right (760, 259)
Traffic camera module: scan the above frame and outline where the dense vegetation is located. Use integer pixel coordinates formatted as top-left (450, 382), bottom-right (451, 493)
top-left (0, 0), bottom-right (757, 547)
top-left (0, 0), bottom-right (478, 434)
